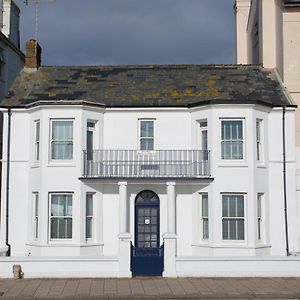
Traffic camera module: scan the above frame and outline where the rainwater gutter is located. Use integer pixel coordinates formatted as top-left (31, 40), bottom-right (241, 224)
top-left (282, 106), bottom-right (290, 256)
top-left (5, 108), bottom-right (11, 256)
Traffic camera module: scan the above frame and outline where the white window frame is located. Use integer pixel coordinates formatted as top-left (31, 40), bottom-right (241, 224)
top-left (201, 193), bottom-right (209, 240)
top-left (33, 192), bottom-right (39, 240)
top-left (138, 119), bottom-right (155, 151)
top-left (222, 194), bottom-right (245, 241)
top-left (256, 119), bottom-right (264, 164)
top-left (257, 193), bottom-right (263, 242)
top-left (220, 119), bottom-right (245, 160)
top-left (34, 120), bottom-right (40, 162)
top-left (86, 193), bottom-right (94, 240)
top-left (50, 119), bottom-right (74, 161)
top-left (49, 193), bottom-right (73, 241)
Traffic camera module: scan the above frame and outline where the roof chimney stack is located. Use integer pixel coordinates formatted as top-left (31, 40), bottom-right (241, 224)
top-left (25, 39), bottom-right (41, 71)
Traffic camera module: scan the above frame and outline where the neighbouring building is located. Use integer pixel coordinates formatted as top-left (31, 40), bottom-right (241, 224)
top-left (0, 40), bottom-right (298, 278)
top-left (0, 0), bottom-right (24, 99)
top-left (235, 0), bottom-right (300, 249)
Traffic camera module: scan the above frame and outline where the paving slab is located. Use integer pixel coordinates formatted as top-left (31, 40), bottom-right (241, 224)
top-left (1, 277), bottom-right (300, 299)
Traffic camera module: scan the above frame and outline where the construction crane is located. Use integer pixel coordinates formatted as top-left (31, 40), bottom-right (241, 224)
top-left (24, 0), bottom-right (55, 42)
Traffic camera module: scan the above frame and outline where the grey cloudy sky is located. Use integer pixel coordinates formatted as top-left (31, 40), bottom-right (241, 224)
top-left (15, 0), bottom-right (236, 66)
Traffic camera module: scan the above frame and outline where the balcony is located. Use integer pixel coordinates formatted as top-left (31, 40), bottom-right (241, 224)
top-left (82, 150), bottom-right (211, 179)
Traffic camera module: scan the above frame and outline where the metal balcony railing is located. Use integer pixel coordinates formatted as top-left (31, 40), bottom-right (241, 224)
top-left (82, 150), bottom-right (211, 179)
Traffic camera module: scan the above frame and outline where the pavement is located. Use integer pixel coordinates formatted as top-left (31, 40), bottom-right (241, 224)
top-left (0, 277), bottom-right (300, 299)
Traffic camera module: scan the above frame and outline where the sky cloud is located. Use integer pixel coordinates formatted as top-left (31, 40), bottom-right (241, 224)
top-left (16, 0), bottom-right (236, 66)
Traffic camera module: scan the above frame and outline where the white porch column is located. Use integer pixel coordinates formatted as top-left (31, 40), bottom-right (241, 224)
top-left (163, 181), bottom-right (177, 277)
top-left (167, 182), bottom-right (176, 233)
top-left (118, 181), bottom-right (131, 277)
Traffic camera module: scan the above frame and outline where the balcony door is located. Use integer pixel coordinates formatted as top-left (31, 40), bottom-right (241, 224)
top-left (87, 122), bottom-right (95, 160)
top-left (131, 190), bottom-right (164, 276)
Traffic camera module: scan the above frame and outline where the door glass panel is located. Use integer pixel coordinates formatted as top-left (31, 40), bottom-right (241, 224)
top-left (151, 217), bottom-right (157, 224)
top-left (151, 209), bottom-right (157, 216)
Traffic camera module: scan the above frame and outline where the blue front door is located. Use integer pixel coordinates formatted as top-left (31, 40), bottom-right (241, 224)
top-left (131, 190), bottom-right (164, 276)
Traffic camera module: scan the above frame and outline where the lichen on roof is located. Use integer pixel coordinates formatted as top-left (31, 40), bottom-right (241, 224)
top-left (0, 64), bottom-right (293, 108)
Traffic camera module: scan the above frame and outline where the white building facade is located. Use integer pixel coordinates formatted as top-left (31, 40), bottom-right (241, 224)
top-left (0, 0), bottom-right (24, 100)
top-left (0, 43), bottom-right (299, 277)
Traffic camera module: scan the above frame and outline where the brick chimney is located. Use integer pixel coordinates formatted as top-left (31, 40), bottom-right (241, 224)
top-left (25, 39), bottom-right (42, 70)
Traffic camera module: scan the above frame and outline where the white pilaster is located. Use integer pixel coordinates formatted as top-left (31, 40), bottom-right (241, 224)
top-left (119, 181), bottom-right (128, 233)
top-left (118, 181), bottom-right (131, 277)
top-left (163, 181), bottom-right (177, 277)
top-left (167, 182), bottom-right (176, 234)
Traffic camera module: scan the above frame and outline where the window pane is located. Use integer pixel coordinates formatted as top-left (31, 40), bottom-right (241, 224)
top-left (140, 138), bottom-right (154, 151)
top-left (229, 219), bottom-right (236, 240)
top-left (52, 121), bottom-right (73, 141)
top-left (222, 196), bottom-right (229, 217)
top-left (257, 195), bottom-right (262, 218)
top-left (51, 196), bottom-right (62, 216)
top-left (86, 218), bottom-right (92, 239)
top-left (141, 121), bottom-right (154, 138)
top-left (222, 219), bottom-right (229, 240)
top-left (51, 218), bottom-right (58, 239)
top-left (35, 122), bottom-right (40, 142)
top-left (57, 218), bottom-right (65, 239)
top-left (66, 195), bottom-right (72, 216)
top-left (203, 219), bottom-right (209, 239)
top-left (51, 142), bottom-right (73, 160)
top-left (236, 196), bottom-right (244, 217)
top-left (86, 130), bottom-right (94, 155)
top-left (237, 219), bottom-right (244, 240)
top-left (229, 197), bottom-right (236, 217)
top-left (237, 121), bottom-right (243, 139)
top-left (202, 194), bottom-right (208, 217)
top-left (86, 194), bottom-right (93, 216)
top-left (202, 130), bottom-right (208, 151)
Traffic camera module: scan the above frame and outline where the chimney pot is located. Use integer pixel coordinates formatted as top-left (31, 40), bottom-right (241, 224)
top-left (25, 39), bottom-right (41, 70)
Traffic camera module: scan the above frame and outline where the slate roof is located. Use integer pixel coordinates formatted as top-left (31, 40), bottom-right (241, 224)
top-left (0, 64), bottom-right (294, 108)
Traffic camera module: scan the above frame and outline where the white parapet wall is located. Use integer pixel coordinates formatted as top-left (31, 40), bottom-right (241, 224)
top-left (2, 256), bottom-right (300, 278)
top-left (176, 256), bottom-right (300, 277)
top-left (0, 257), bottom-right (119, 278)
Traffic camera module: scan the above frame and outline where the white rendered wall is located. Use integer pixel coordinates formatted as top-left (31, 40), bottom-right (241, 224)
top-left (0, 103), bottom-right (296, 278)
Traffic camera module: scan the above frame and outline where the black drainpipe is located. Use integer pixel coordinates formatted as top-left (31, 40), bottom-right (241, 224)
top-left (5, 108), bottom-right (11, 256)
top-left (282, 106), bottom-right (290, 256)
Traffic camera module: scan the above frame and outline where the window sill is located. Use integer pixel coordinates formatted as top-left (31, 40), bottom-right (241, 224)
top-left (218, 161), bottom-right (248, 168)
top-left (47, 161), bottom-right (76, 167)
top-left (256, 164), bottom-right (266, 169)
top-left (31, 162), bottom-right (40, 168)
top-left (137, 150), bottom-right (156, 155)
top-left (26, 242), bottom-right (104, 248)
